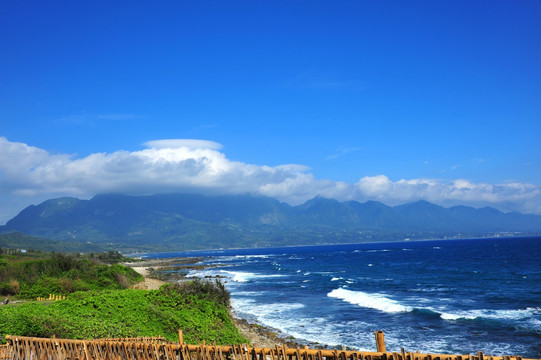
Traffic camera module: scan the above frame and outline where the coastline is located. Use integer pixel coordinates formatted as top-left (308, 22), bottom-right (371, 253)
top-left (119, 238), bottom-right (541, 358)
top-left (125, 257), bottom-right (305, 348)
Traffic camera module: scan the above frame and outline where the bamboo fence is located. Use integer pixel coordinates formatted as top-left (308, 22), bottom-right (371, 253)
top-left (1, 332), bottom-right (538, 360)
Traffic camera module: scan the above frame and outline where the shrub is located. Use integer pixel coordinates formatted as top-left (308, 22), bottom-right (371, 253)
top-left (0, 279), bottom-right (20, 295)
top-left (59, 278), bottom-right (74, 293)
top-left (162, 279), bottom-right (230, 308)
top-left (114, 273), bottom-right (129, 288)
top-left (0, 254), bottom-right (143, 299)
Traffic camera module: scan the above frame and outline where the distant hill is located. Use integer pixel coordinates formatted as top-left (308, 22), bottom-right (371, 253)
top-left (0, 231), bottom-right (107, 252)
top-left (1, 193), bottom-right (540, 251)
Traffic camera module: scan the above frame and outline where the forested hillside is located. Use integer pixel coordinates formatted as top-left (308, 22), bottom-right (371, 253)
top-left (1, 193), bottom-right (540, 251)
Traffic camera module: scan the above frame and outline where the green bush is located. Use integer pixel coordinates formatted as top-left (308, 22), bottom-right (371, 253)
top-left (160, 279), bottom-right (230, 307)
top-left (0, 286), bottom-right (247, 345)
top-left (0, 280), bottom-right (19, 296)
top-left (0, 254), bottom-right (143, 298)
top-left (88, 251), bottom-right (127, 264)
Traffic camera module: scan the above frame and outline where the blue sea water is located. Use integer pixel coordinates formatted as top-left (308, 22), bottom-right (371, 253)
top-left (144, 237), bottom-right (541, 358)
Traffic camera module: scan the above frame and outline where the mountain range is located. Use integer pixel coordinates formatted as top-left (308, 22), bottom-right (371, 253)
top-left (1, 193), bottom-right (540, 252)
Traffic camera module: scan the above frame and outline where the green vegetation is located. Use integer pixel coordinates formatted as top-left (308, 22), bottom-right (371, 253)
top-left (0, 249), bottom-right (248, 345)
top-left (87, 250), bottom-right (139, 264)
top-left (0, 232), bottom-right (108, 253)
top-left (0, 251), bottom-right (143, 299)
top-left (0, 281), bottom-right (247, 345)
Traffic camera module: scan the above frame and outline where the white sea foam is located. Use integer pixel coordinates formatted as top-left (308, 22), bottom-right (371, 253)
top-left (522, 318), bottom-right (541, 332)
top-left (440, 312), bottom-right (474, 320)
top-left (203, 255), bottom-right (240, 263)
top-left (219, 270), bottom-right (285, 282)
top-left (186, 268), bottom-right (218, 278)
top-left (407, 296), bottom-right (433, 304)
top-left (440, 307), bottom-right (541, 322)
top-left (331, 277), bottom-right (342, 281)
top-left (232, 297), bottom-right (373, 350)
top-left (234, 254), bottom-right (271, 259)
top-left (328, 288), bottom-right (411, 313)
top-left (231, 298), bottom-right (305, 318)
top-left (234, 291), bottom-right (266, 297)
top-left (411, 287), bottom-right (453, 292)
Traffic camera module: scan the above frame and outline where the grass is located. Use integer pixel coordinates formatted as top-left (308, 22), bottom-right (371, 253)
top-left (0, 249), bottom-right (247, 345)
top-left (0, 252), bottom-right (143, 299)
top-left (0, 281), bottom-right (247, 345)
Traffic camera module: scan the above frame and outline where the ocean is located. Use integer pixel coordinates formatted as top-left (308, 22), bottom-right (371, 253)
top-left (144, 237), bottom-right (541, 358)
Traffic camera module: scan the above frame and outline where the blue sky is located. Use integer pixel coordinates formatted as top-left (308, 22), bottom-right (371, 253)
top-left (1, 0), bottom-right (540, 224)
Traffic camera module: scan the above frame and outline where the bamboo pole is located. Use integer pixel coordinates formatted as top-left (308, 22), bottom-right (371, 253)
top-left (375, 331), bottom-right (386, 353)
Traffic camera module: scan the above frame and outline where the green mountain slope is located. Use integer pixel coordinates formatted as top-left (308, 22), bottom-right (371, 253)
top-left (1, 193), bottom-right (540, 251)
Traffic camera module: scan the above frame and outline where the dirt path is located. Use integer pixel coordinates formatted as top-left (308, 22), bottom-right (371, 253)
top-left (130, 266), bottom-right (166, 290)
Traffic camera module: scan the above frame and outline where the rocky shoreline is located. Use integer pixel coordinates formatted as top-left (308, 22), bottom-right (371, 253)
top-left (124, 257), bottom-right (306, 348)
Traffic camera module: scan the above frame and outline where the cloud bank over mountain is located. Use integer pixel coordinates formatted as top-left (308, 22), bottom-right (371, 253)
top-left (0, 136), bottom-right (540, 223)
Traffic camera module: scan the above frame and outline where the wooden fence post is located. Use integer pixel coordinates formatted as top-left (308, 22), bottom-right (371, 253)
top-left (178, 330), bottom-right (183, 344)
top-left (375, 331), bottom-right (386, 352)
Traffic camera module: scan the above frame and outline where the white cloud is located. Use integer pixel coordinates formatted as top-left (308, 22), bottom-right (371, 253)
top-left (354, 175), bottom-right (541, 213)
top-left (0, 137), bottom-right (540, 223)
